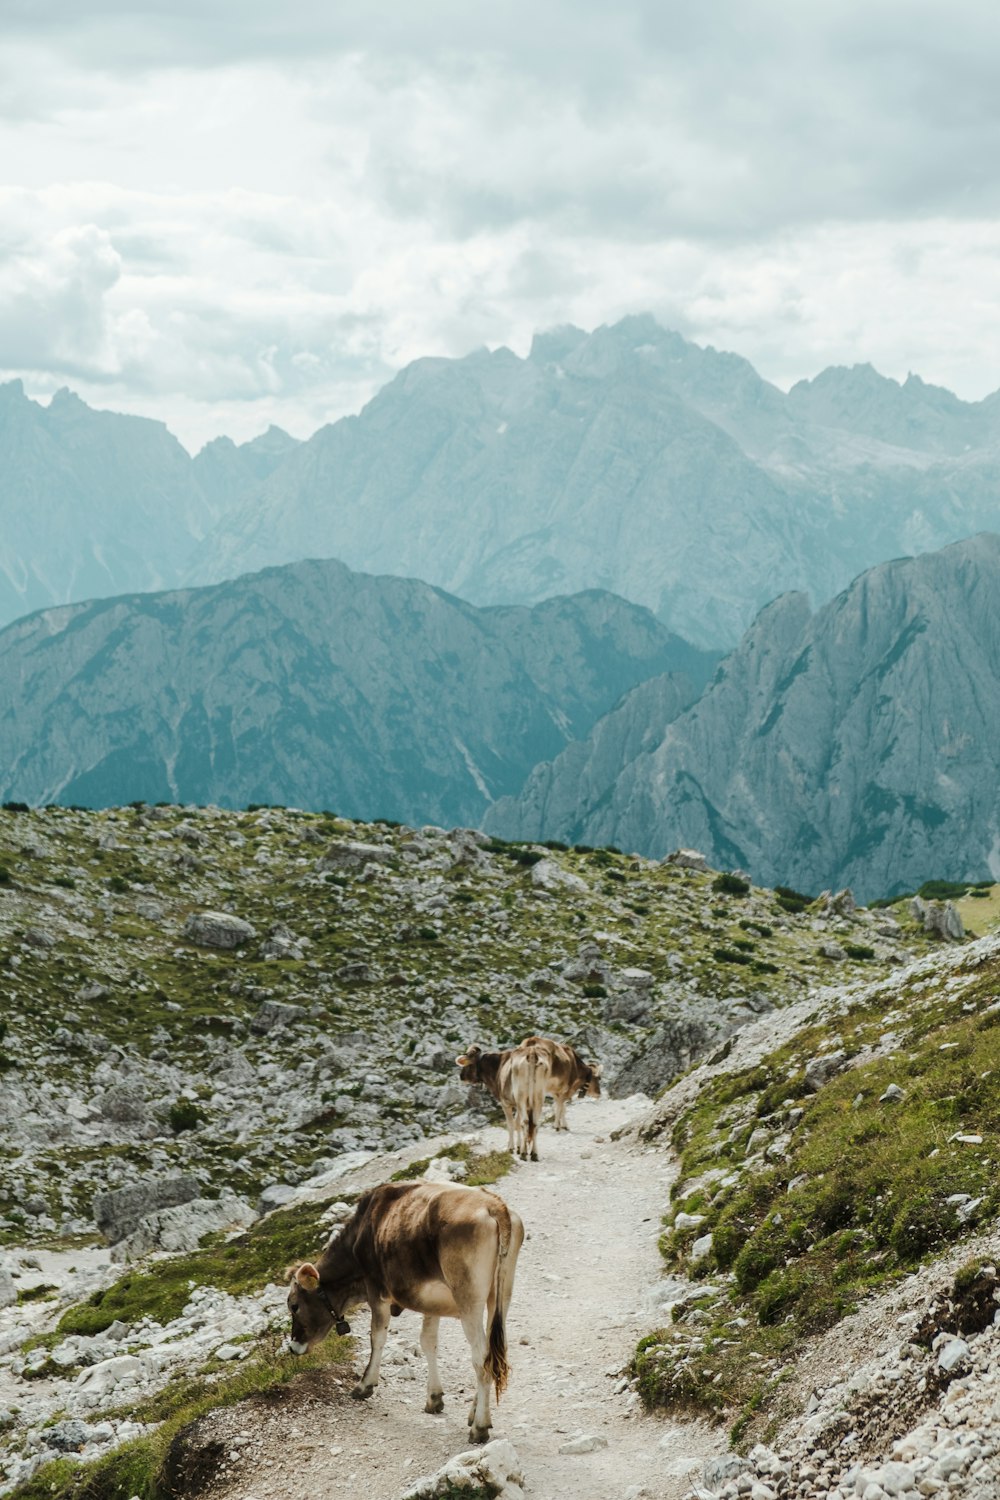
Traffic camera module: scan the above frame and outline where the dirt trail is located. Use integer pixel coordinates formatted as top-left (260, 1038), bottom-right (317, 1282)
top-left (201, 1097), bottom-right (714, 1500)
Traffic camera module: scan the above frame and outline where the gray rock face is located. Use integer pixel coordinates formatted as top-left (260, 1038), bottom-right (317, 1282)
top-left (250, 1000), bottom-right (306, 1034)
top-left (182, 912), bottom-right (257, 949)
top-left (0, 1265), bottom-right (16, 1309)
top-left (0, 559), bottom-right (696, 829)
top-left (112, 1190), bottom-right (254, 1263)
top-left (912, 896), bottom-right (965, 941)
top-left (93, 1174), bottom-right (201, 1244)
top-left (97, 1082), bottom-right (148, 1124)
top-left (490, 535), bottom-right (1000, 900)
top-left (191, 317), bottom-right (1000, 650)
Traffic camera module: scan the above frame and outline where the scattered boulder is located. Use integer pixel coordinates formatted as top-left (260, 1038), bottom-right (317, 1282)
top-left (0, 1264), bottom-right (16, 1309)
top-left (250, 999), bottom-right (306, 1034)
top-left (804, 1050), bottom-right (847, 1092)
top-left (317, 841), bottom-right (394, 873)
top-left (402, 1438), bottom-right (524, 1499)
top-left (93, 1174), bottom-right (201, 1244)
top-left (182, 911), bottom-right (257, 949)
top-left (112, 1190), bottom-right (254, 1263)
top-left (97, 1080), bottom-right (150, 1125)
top-left (530, 858), bottom-right (587, 894)
top-left (879, 1083), bottom-right (906, 1104)
top-left (558, 1432), bottom-right (608, 1455)
top-left (664, 849), bottom-right (711, 872)
top-left (910, 896), bottom-right (964, 941)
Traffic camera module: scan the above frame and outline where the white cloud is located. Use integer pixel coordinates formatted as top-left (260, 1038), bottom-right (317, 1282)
top-left (0, 5), bottom-right (999, 447)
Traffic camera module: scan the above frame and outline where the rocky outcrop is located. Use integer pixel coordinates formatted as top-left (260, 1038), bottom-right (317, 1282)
top-left (182, 912), bottom-right (257, 949)
top-left (93, 1175), bottom-right (201, 1244)
top-left (490, 535), bottom-right (1000, 901)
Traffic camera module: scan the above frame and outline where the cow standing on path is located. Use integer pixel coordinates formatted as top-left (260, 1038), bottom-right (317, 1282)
top-left (287, 1180), bottom-right (524, 1444)
top-left (457, 1035), bottom-right (602, 1161)
top-left (455, 1044), bottom-right (518, 1150)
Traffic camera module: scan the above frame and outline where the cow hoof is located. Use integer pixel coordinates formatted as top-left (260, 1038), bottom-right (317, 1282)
top-left (350, 1384), bottom-right (375, 1401)
top-left (469, 1425), bottom-right (491, 1445)
top-left (530, 1151), bottom-right (539, 1162)
top-left (424, 1394), bottom-right (444, 1415)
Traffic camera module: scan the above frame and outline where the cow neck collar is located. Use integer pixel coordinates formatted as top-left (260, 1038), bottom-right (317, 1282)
top-left (316, 1282), bottom-right (351, 1337)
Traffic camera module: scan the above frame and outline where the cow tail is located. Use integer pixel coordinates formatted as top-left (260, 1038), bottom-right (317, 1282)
top-left (485, 1198), bottom-right (513, 1400)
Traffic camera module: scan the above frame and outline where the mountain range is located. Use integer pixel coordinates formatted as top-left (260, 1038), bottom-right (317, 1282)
top-left (0, 560), bottom-right (709, 826)
top-left (488, 533), bottom-right (1000, 900)
top-left (5, 316), bottom-right (1000, 645)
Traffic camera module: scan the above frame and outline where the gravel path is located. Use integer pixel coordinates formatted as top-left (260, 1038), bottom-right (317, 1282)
top-left (200, 1096), bottom-right (715, 1500)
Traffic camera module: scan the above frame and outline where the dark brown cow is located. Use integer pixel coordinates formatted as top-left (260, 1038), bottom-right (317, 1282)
top-left (287, 1180), bottom-right (523, 1443)
top-left (455, 1044), bottom-right (518, 1151)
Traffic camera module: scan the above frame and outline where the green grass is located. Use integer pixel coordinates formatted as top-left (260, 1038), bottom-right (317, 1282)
top-left (57, 1194), bottom-right (349, 1336)
top-left (635, 947), bottom-right (1000, 1444)
top-left (390, 1142), bottom-right (513, 1186)
top-left (7, 1342), bottom-right (344, 1500)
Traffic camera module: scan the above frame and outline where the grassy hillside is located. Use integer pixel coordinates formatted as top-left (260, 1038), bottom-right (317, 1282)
top-left (633, 932), bottom-right (1000, 1447)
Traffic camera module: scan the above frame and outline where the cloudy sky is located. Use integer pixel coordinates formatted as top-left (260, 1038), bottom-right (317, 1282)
top-left (2, 1), bottom-right (999, 450)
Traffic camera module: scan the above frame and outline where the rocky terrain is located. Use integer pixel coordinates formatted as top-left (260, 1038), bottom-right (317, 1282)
top-left (0, 801), bottom-right (964, 1494)
top-left (0, 562), bottom-right (712, 823)
top-left (488, 533), bottom-right (1000, 900)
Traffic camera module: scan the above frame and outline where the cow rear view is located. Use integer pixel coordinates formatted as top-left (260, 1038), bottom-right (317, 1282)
top-left (508, 1037), bottom-right (549, 1161)
top-left (286, 1181), bottom-right (524, 1443)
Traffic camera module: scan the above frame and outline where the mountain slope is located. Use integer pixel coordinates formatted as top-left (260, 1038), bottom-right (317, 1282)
top-left (191, 316), bottom-right (1000, 646)
top-left (488, 534), bottom-right (1000, 900)
top-left (0, 559), bottom-right (705, 824)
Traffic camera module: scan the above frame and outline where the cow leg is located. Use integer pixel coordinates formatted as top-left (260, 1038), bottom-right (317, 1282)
top-left (352, 1299), bottom-right (390, 1400)
top-left (459, 1310), bottom-right (492, 1443)
top-left (554, 1096), bottom-right (568, 1131)
top-left (500, 1098), bottom-right (517, 1153)
top-left (420, 1314), bottom-right (444, 1414)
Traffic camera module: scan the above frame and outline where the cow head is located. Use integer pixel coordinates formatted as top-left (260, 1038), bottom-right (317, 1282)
top-left (576, 1060), bottom-right (602, 1099)
top-left (455, 1044), bottom-right (483, 1083)
top-left (285, 1262), bottom-right (353, 1355)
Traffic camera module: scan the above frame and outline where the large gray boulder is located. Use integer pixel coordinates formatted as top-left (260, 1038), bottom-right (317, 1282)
top-left (182, 911), bottom-right (257, 949)
top-left (317, 841), bottom-right (394, 873)
top-left (0, 1264), bottom-right (16, 1309)
top-left (111, 1190), bottom-right (254, 1263)
top-left (93, 1174), bottom-right (201, 1244)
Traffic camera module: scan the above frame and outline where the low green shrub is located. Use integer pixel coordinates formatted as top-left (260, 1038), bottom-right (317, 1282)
top-left (713, 872), bottom-right (750, 896)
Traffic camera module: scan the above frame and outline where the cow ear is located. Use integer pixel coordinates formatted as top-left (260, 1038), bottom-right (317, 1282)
top-left (295, 1263), bottom-right (321, 1291)
top-left (455, 1054), bottom-right (471, 1066)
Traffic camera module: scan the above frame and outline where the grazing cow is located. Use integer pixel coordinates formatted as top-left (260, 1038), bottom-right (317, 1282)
top-left (455, 1044), bottom-right (518, 1151)
top-left (286, 1180), bottom-right (523, 1444)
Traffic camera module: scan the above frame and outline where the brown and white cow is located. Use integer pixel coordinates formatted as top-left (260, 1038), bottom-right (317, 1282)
top-left (506, 1036), bottom-right (550, 1161)
top-left (455, 1044), bottom-right (518, 1151)
top-left (538, 1038), bottom-right (602, 1131)
top-left (286, 1180), bottom-right (523, 1443)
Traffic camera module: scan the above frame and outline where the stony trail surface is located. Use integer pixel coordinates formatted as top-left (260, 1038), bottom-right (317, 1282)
top-left (199, 1096), bottom-right (714, 1500)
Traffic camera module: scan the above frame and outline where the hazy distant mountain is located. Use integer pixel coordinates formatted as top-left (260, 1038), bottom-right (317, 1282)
top-left (191, 316), bottom-right (1000, 646)
top-left (7, 318), bottom-right (1000, 645)
top-left (487, 534), bottom-right (1000, 900)
top-left (0, 381), bottom-right (210, 625)
top-left (191, 424), bottom-right (300, 515)
top-left (0, 385), bottom-right (299, 628)
top-left (0, 559), bottom-right (709, 825)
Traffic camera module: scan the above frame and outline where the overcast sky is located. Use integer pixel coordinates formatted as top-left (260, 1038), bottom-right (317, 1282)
top-left (2, 1), bottom-right (999, 450)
